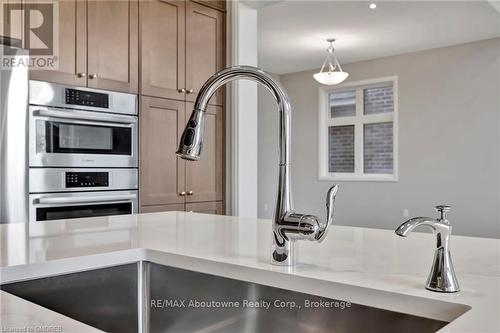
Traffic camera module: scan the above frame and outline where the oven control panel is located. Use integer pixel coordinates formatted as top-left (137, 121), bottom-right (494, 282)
top-left (65, 88), bottom-right (109, 108)
top-left (65, 172), bottom-right (109, 188)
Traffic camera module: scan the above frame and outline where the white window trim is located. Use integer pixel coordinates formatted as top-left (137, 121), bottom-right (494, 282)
top-left (318, 76), bottom-right (399, 182)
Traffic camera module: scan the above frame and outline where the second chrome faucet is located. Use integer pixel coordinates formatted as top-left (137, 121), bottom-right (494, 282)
top-left (395, 205), bottom-right (460, 293)
top-left (176, 65), bottom-right (339, 266)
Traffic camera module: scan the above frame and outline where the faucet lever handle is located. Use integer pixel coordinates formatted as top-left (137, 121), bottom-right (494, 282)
top-left (434, 205), bottom-right (451, 221)
top-left (315, 184), bottom-right (339, 241)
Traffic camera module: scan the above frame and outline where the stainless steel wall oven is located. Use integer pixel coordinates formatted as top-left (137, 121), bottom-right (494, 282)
top-left (28, 168), bottom-right (138, 222)
top-left (0, 74), bottom-right (139, 223)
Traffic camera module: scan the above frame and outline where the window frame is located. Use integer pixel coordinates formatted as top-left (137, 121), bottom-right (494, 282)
top-left (318, 76), bottom-right (399, 182)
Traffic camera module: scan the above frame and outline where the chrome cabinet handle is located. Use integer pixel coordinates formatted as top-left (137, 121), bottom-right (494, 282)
top-left (89, 74), bottom-right (98, 79)
top-left (178, 88), bottom-right (186, 93)
top-left (77, 72), bottom-right (86, 78)
top-left (186, 89), bottom-right (194, 94)
top-left (179, 191), bottom-right (187, 196)
top-left (187, 190), bottom-right (193, 196)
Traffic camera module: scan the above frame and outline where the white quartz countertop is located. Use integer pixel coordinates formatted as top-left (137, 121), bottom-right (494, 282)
top-left (1, 212), bottom-right (499, 332)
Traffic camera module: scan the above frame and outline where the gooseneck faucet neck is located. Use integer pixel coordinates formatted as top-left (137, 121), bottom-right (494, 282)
top-left (194, 65), bottom-right (292, 167)
top-left (177, 66), bottom-right (338, 266)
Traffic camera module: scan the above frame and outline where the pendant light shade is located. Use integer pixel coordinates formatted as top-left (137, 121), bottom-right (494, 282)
top-left (313, 71), bottom-right (349, 85)
top-left (313, 39), bottom-right (349, 85)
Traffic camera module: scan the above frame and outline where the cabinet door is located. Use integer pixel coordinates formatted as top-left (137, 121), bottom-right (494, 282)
top-left (185, 103), bottom-right (223, 203)
top-left (140, 0), bottom-right (185, 100)
top-left (185, 201), bottom-right (224, 215)
top-left (29, 0), bottom-right (87, 86)
top-left (87, 0), bottom-right (138, 93)
top-left (191, 1), bottom-right (226, 12)
top-left (185, 1), bottom-right (225, 106)
top-left (140, 203), bottom-right (185, 213)
top-left (0, 0), bottom-right (23, 44)
top-left (140, 97), bottom-right (185, 207)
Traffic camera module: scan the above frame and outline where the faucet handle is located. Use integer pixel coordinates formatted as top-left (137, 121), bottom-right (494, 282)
top-left (434, 205), bottom-right (451, 221)
top-left (315, 184), bottom-right (339, 241)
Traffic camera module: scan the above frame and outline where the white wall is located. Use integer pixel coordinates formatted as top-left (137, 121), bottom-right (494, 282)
top-left (258, 38), bottom-right (500, 238)
top-left (230, 2), bottom-right (258, 218)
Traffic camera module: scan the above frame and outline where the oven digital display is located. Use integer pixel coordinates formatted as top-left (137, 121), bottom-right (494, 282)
top-left (66, 172), bottom-right (109, 188)
top-left (65, 88), bottom-right (109, 108)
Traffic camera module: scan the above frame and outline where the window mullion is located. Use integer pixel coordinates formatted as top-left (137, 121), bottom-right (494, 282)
top-left (354, 88), bottom-right (364, 175)
top-left (362, 113), bottom-right (394, 124)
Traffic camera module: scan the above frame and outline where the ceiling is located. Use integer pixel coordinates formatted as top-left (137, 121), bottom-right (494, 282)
top-left (257, 1), bottom-right (500, 74)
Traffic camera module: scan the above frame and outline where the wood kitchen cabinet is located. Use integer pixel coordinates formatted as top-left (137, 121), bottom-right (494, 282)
top-left (184, 103), bottom-right (224, 203)
top-left (140, 97), bottom-right (185, 207)
top-left (139, 1), bottom-right (226, 214)
top-left (140, 0), bottom-right (185, 100)
top-left (185, 1), bottom-right (225, 106)
top-left (28, 0), bottom-right (87, 86)
top-left (0, 0), bottom-right (24, 44)
top-left (140, 203), bottom-right (185, 214)
top-left (186, 201), bottom-right (224, 215)
top-left (29, 0), bottom-right (138, 93)
top-left (139, 98), bottom-right (224, 213)
top-left (141, 202), bottom-right (224, 215)
top-left (191, 0), bottom-right (226, 11)
top-left (86, 0), bottom-right (138, 93)
top-left (140, 0), bottom-right (225, 106)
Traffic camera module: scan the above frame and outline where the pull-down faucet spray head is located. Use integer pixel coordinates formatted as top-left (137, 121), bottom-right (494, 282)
top-left (176, 109), bottom-right (205, 161)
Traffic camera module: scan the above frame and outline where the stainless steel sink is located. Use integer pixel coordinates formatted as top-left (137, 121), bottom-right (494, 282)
top-left (1, 262), bottom-right (449, 333)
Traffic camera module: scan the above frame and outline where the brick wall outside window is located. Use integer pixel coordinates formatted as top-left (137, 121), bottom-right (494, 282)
top-left (364, 122), bottom-right (393, 174)
top-left (364, 86), bottom-right (394, 115)
top-left (329, 125), bottom-right (355, 173)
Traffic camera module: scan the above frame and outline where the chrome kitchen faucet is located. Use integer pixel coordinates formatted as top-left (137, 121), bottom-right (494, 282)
top-left (395, 205), bottom-right (460, 293)
top-left (176, 66), bottom-right (339, 266)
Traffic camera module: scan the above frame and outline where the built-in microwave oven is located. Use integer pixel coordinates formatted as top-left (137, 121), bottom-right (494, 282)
top-left (28, 81), bottom-right (138, 168)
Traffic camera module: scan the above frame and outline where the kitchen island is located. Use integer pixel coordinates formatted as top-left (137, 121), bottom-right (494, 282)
top-left (1, 212), bottom-right (499, 332)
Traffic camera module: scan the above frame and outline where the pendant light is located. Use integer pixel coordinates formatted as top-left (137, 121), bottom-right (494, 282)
top-left (313, 38), bottom-right (349, 85)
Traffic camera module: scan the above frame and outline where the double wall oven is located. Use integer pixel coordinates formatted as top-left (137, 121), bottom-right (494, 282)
top-left (28, 81), bottom-right (138, 222)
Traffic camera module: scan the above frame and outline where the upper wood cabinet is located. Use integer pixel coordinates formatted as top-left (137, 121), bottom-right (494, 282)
top-left (140, 96), bottom-right (185, 207)
top-left (140, 0), bottom-right (185, 100)
top-left (0, 0), bottom-right (24, 43)
top-left (140, 0), bottom-right (225, 105)
top-left (185, 1), bottom-right (225, 106)
top-left (29, 0), bottom-right (87, 86)
top-left (29, 0), bottom-right (138, 93)
top-left (87, 0), bottom-right (138, 93)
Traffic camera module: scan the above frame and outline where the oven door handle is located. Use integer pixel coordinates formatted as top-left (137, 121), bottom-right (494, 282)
top-left (35, 194), bottom-right (137, 205)
top-left (34, 109), bottom-right (137, 125)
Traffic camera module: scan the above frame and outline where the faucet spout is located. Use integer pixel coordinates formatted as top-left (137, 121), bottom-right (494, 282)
top-left (395, 217), bottom-right (440, 237)
top-left (176, 66), bottom-right (339, 266)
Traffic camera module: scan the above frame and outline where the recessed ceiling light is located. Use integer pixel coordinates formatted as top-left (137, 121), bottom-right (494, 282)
top-left (369, 3), bottom-right (377, 9)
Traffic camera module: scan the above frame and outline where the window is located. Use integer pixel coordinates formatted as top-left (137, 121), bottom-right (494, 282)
top-left (318, 77), bottom-right (398, 181)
